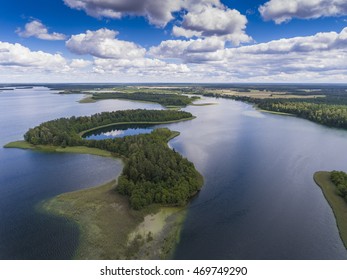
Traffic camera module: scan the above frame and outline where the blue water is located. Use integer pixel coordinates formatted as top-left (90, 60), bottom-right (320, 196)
top-left (0, 88), bottom-right (161, 259)
top-left (1, 87), bottom-right (347, 259)
top-left (84, 124), bottom-right (160, 140)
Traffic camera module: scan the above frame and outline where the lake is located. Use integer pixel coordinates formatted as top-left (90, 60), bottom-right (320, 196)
top-left (1, 87), bottom-right (347, 259)
top-left (84, 123), bottom-right (160, 140)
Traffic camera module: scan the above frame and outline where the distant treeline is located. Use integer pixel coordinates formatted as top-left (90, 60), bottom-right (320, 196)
top-left (257, 99), bottom-right (347, 129)
top-left (92, 92), bottom-right (198, 107)
top-left (200, 92), bottom-right (347, 130)
top-left (24, 109), bottom-right (202, 210)
top-left (330, 171), bottom-right (347, 203)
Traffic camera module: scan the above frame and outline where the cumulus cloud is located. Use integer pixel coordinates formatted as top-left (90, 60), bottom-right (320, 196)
top-left (259, 0), bottom-right (347, 23)
top-left (3, 26), bottom-right (347, 83)
top-left (63, 0), bottom-right (181, 27)
top-left (93, 57), bottom-right (190, 77)
top-left (149, 37), bottom-right (225, 62)
top-left (219, 27), bottom-right (347, 79)
top-left (64, 0), bottom-right (251, 45)
top-left (16, 20), bottom-right (66, 40)
top-left (0, 41), bottom-right (68, 71)
top-left (148, 27), bottom-right (347, 82)
top-left (66, 28), bottom-right (146, 59)
top-left (237, 28), bottom-right (347, 54)
top-left (173, 5), bottom-right (251, 45)
top-left (70, 59), bottom-right (92, 68)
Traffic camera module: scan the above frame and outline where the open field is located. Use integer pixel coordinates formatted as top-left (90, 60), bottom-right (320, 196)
top-left (207, 89), bottom-right (325, 99)
top-left (314, 171), bottom-right (347, 249)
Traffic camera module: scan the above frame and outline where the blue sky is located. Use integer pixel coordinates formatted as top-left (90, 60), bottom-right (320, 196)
top-left (1, 0), bottom-right (347, 83)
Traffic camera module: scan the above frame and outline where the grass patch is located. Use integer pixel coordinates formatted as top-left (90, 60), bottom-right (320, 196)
top-left (40, 180), bottom-right (186, 259)
top-left (79, 95), bottom-right (96, 103)
top-left (313, 171), bottom-right (347, 249)
top-left (4, 140), bottom-right (34, 149)
top-left (190, 102), bottom-right (218, 106)
top-left (256, 108), bottom-right (295, 116)
top-left (4, 141), bottom-right (112, 157)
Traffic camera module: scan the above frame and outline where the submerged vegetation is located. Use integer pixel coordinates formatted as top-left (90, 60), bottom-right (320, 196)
top-left (42, 180), bottom-right (186, 259)
top-left (19, 109), bottom-right (202, 210)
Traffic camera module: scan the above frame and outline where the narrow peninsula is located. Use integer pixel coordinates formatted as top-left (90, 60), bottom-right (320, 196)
top-left (5, 109), bottom-right (203, 259)
top-left (314, 171), bottom-right (347, 249)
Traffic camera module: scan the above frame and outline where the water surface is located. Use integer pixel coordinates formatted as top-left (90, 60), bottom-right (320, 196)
top-left (1, 88), bottom-right (347, 259)
top-left (84, 124), bottom-right (160, 140)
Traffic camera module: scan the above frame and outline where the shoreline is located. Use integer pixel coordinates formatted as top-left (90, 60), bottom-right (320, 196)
top-left (255, 107), bottom-right (295, 116)
top-left (313, 171), bottom-right (347, 249)
top-left (78, 117), bottom-right (195, 137)
top-left (4, 141), bottom-right (113, 158)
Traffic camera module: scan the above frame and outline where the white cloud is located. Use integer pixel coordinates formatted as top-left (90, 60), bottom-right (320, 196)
top-left (148, 27), bottom-right (347, 82)
top-left (63, 0), bottom-right (182, 27)
top-left (64, 0), bottom-right (251, 45)
top-left (66, 28), bottom-right (146, 59)
top-left (2, 27), bottom-right (347, 83)
top-left (149, 37), bottom-right (225, 62)
top-left (93, 57), bottom-right (190, 77)
top-left (259, 0), bottom-right (347, 23)
top-left (237, 28), bottom-right (347, 54)
top-left (70, 59), bottom-right (92, 68)
top-left (219, 27), bottom-right (347, 79)
top-left (16, 20), bottom-right (66, 40)
top-left (174, 5), bottom-right (251, 45)
top-left (0, 41), bottom-right (68, 71)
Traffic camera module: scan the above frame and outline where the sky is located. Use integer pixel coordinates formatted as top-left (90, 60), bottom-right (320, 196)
top-left (1, 0), bottom-right (347, 83)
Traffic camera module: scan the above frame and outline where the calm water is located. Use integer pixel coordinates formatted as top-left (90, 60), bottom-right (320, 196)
top-left (1, 87), bottom-right (347, 259)
top-left (84, 124), bottom-right (159, 140)
top-left (0, 88), bottom-right (162, 259)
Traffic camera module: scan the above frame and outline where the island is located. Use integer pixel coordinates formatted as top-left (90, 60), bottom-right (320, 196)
top-left (314, 171), bottom-right (347, 248)
top-left (59, 87), bottom-right (201, 108)
top-left (5, 109), bottom-right (203, 259)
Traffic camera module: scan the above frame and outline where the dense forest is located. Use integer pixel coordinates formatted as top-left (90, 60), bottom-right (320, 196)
top-left (205, 94), bottom-right (347, 130)
top-left (257, 100), bottom-right (347, 129)
top-left (330, 171), bottom-right (347, 203)
top-left (24, 109), bottom-right (193, 146)
top-left (91, 92), bottom-right (199, 107)
top-left (24, 109), bottom-right (202, 210)
top-left (112, 129), bottom-right (202, 209)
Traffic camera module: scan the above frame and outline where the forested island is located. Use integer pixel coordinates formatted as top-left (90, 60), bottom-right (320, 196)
top-left (89, 92), bottom-right (199, 107)
top-left (11, 109), bottom-right (202, 209)
top-left (5, 109), bottom-right (203, 258)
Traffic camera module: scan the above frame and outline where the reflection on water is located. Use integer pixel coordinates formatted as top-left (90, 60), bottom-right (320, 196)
top-left (84, 124), bottom-right (161, 140)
